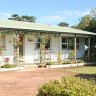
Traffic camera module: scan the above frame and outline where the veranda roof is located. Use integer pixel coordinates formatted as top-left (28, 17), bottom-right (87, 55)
top-left (0, 19), bottom-right (96, 35)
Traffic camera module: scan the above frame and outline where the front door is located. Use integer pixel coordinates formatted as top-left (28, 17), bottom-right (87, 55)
top-left (19, 35), bottom-right (24, 59)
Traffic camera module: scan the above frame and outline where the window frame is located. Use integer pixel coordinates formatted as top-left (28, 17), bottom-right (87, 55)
top-left (61, 37), bottom-right (80, 50)
top-left (35, 37), bottom-right (40, 49)
top-left (76, 38), bottom-right (80, 50)
top-left (61, 38), bottom-right (68, 49)
top-left (35, 37), bottom-right (51, 50)
top-left (68, 37), bottom-right (74, 50)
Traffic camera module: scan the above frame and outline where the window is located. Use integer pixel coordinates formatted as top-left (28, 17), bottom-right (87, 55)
top-left (62, 38), bottom-right (67, 49)
top-left (68, 38), bottom-right (74, 50)
top-left (62, 37), bottom-right (80, 50)
top-left (45, 39), bottom-right (50, 49)
top-left (35, 38), bottom-right (51, 49)
top-left (76, 38), bottom-right (80, 49)
top-left (35, 38), bottom-right (40, 49)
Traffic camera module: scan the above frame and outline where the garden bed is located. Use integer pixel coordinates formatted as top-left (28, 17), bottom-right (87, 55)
top-left (0, 67), bottom-right (24, 72)
top-left (47, 62), bottom-right (96, 68)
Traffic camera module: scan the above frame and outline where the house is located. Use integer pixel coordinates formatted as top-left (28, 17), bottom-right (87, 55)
top-left (0, 20), bottom-right (96, 64)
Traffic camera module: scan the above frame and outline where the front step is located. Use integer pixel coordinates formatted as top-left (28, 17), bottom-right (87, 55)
top-left (19, 59), bottom-right (25, 66)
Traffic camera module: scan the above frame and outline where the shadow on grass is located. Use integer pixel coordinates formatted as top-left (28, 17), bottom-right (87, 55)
top-left (72, 65), bottom-right (96, 80)
top-left (75, 73), bottom-right (96, 83)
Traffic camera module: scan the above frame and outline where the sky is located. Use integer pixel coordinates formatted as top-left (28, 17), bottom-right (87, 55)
top-left (0, 0), bottom-right (96, 26)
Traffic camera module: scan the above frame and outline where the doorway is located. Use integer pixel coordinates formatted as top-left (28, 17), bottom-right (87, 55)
top-left (19, 35), bottom-right (24, 59)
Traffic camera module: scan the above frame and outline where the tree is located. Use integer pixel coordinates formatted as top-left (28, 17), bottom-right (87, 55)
top-left (57, 22), bottom-right (69, 27)
top-left (75, 8), bottom-right (96, 33)
top-left (89, 8), bottom-right (96, 19)
top-left (88, 18), bottom-right (96, 32)
top-left (76, 15), bottom-right (91, 30)
top-left (8, 14), bottom-right (36, 23)
top-left (10, 35), bottom-right (23, 66)
top-left (74, 8), bottom-right (96, 32)
top-left (73, 8), bottom-right (96, 61)
top-left (39, 33), bottom-right (60, 66)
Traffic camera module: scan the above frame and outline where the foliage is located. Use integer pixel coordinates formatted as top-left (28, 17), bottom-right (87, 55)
top-left (8, 14), bottom-right (36, 23)
top-left (0, 34), bottom-right (6, 54)
top-left (76, 15), bottom-right (91, 30)
top-left (10, 35), bottom-right (23, 49)
top-left (10, 35), bottom-right (23, 66)
top-left (57, 22), bottom-right (69, 27)
top-left (72, 8), bottom-right (96, 57)
top-left (77, 59), bottom-right (84, 63)
top-left (73, 8), bottom-right (96, 32)
top-left (39, 33), bottom-right (60, 65)
top-left (1, 64), bottom-right (16, 68)
top-left (0, 46), bottom-right (5, 52)
top-left (69, 50), bottom-right (75, 60)
top-left (39, 33), bottom-right (54, 64)
top-left (63, 59), bottom-right (84, 64)
top-left (89, 8), bottom-right (96, 19)
top-left (63, 60), bottom-right (71, 64)
top-left (38, 77), bottom-right (96, 96)
top-left (89, 52), bottom-right (96, 62)
top-left (88, 18), bottom-right (96, 32)
top-left (57, 51), bottom-right (62, 64)
top-left (46, 61), bottom-right (56, 65)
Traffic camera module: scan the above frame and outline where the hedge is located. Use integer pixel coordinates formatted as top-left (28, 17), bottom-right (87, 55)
top-left (38, 77), bottom-right (96, 96)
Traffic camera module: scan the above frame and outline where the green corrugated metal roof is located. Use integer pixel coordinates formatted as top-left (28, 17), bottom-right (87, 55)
top-left (0, 19), bottom-right (96, 35)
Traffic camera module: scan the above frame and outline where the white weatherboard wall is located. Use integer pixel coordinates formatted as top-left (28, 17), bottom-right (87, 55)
top-left (24, 35), bottom-right (85, 64)
top-left (51, 36), bottom-right (59, 61)
top-left (3, 34), bottom-right (85, 64)
top-left (61, 38), bottom-right (85, 59)
top-left (52, 36), bottom-right (85, 59)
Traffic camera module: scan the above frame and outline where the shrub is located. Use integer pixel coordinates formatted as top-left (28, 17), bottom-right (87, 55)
top-left (38, 77), bottom-right (96, 96)
top-left (77, 60), bottom-right (84, 63)
top-left (63, 60), bottom-right (71, 64)
top-left (57, 51), bottom-right (62, 64)
top-left (2, 64), bottom-right (16, 68)
top-left (46, 61), bottom-right (56, 65)
top-left (69, 50), bottom-right (75, 60)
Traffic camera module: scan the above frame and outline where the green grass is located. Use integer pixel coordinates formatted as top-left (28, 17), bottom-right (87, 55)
top-left (65, 66), bottom-right (96, 74)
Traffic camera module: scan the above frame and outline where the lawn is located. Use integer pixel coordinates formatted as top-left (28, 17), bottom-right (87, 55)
top-left (65, 66), bottom-right (96, 74)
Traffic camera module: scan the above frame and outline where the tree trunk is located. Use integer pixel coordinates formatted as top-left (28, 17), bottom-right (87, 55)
top-left (14, 46), bottom-right (19, 66)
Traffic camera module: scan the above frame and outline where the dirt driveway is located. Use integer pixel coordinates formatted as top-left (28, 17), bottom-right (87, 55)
top-left (0, 68), bottom-right (73, 96)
